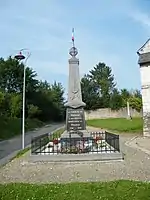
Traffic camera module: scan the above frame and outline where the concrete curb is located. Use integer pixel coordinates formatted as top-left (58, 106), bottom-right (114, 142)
top-left (28, 152), bottom-right (124, 163)
top-left (125, 136), bottom-right (139, 146)
top-left (0, 144), bottom-right (31, 167)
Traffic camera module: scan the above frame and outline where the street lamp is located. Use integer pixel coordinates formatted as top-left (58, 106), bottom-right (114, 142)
top-left (14, 49), bottom-right (31, 149)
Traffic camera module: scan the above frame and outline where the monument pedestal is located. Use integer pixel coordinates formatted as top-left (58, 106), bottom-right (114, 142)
top-left (66, 107), bottom-right (85, 131)
top-left (61, 106), bottom-right (92, 151)
top-left (61, 130), bottom-right (91, 140)
top-left (61, 107), bottom-right (92, 141)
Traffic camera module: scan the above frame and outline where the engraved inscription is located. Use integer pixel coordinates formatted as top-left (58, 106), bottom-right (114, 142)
top-left (66, 108), bottom-right (85, 131)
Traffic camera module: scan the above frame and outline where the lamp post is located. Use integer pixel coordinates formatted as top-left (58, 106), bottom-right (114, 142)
top-left (14, 49), bottom-right (31, 149)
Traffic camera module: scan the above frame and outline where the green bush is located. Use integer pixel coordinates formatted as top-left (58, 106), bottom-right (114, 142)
top-left (0, 117), bottom-right (44, 140)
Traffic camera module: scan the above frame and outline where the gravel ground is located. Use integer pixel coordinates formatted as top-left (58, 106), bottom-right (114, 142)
top-left (0, 134), bottom-right (150, 184)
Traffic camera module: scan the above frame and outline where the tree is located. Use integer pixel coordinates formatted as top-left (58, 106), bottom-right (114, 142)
top-left (28, 104), bottom-right (41, 119)
top-left (81, 74), bottom-right (100, 110)
top-left (51, 81), bottom-right (65, 120)
top-left (128, 96), bottom-right (142, 112)
top-left (0, 55), bottom-right (66, 140)
top-left (119, 88), bottom-right (142, 111)
top-left (88, 62), bottom-right (116, 107)
top-left (9, 93), bottom-right (22, 118)
top-left (28, 80), bottom-right (65, 121)
top-left (0, 91), bottom-right (5, 116)
top-left (81, 62), bottom-right (116, 109)
top-left (109, 88), bottom-right (123, 110)
top-left (131, 89), bottom-right (142, 99)
top-left (0, 57), bottom-right (38, 93)
top-left (120, 88), bottom-right (131, 107)
top-left (0, 56), bottom-right (66, 123)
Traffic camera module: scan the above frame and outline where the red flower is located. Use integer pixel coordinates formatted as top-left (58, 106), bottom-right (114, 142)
top-left (95, 136), bottom-right (103, 143)
top-left (53, 139), bottom-right (59, 145)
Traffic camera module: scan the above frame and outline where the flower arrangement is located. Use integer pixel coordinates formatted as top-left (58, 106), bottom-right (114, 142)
top-left (94, 135), bottom-right (103, 143)
top-left (53, 138), bottom-right (59, 145)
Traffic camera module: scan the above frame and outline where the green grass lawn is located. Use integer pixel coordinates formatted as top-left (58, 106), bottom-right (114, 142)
top-left (87, 118), bottom-right (143, 133)
top-left (0, 180), bottom-right (150, 200)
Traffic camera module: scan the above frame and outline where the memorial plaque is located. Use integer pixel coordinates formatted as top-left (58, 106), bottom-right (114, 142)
top-left (66, 108), bottom-right (86, 131)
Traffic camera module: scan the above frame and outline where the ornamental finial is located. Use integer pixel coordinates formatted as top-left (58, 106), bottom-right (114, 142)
top-left (69, 28), bottom-right (78, 57)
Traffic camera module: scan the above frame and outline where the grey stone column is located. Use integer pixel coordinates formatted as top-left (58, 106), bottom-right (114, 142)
top-left (137, 39), bottom-right (150, 137)
top-left (65, 56), bottom-right (85, 108)
top-left (64, 45), bottom-right (87, 133)
top-left (61, 42), bottom-right (92, 140)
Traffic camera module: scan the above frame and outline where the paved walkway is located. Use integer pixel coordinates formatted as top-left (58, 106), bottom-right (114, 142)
top-left (0, 133), bottom-right (150, 184)
top-left (125, 135), bottom-right (150, 155)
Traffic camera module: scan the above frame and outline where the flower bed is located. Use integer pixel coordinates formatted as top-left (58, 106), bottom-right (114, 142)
top-left (41, 133), bottom-right (115, 154)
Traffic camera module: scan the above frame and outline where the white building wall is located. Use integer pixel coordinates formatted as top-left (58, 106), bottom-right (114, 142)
top-left (140, 65), bottom-right (150, 136)
top-left (140, 65), bottom-right (150, 85)
top-left (140, 66), bottom-right (150, 112)
top-left (138, 39), bottom-right (150, 137)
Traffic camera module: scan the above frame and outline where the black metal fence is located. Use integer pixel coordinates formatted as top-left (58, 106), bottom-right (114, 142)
top-left (31, 131), bottom-right (120, 155)
top-left (105, 131), bottom-right (120, 152)
top-left (31, 133), bottom-right (49, 154)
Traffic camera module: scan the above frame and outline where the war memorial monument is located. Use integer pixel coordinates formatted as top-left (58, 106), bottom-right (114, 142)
top-left (31, 29), bottom-right (122, 161)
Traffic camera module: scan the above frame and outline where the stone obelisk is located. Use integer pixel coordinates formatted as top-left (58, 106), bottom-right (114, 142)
top-left (61, 28), bottom-right (90, 139)
top-left (137, 39), bottom-right (150, 137)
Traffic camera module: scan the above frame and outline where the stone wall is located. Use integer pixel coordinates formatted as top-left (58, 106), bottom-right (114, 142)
top-left (85, 108), bottom-right (142, 120)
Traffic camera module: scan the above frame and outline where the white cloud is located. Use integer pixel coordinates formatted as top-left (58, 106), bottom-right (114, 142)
top-left (129, 10), bottom-right (150, 30)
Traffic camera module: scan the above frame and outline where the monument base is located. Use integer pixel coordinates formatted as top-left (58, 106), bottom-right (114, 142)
top-left (61, 130), bottom-right (91, 140)
top-left (60, 130), bottom-right (92, 153)
top-left (29, 152), bottom-right (124, 162)
top-left (143, 112), bottom-right (150, 137)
